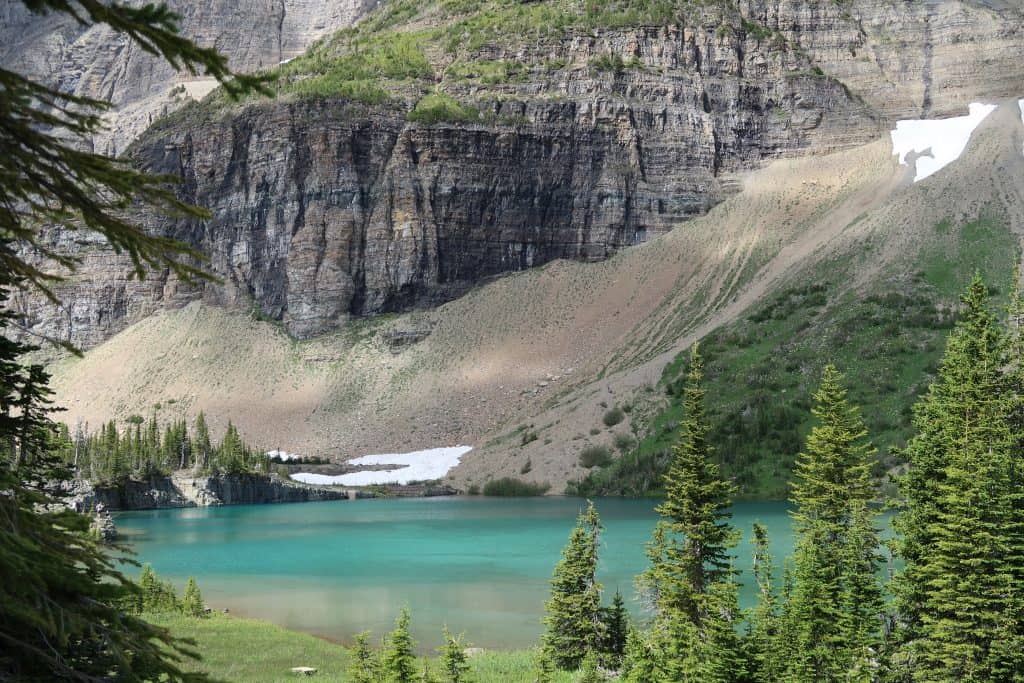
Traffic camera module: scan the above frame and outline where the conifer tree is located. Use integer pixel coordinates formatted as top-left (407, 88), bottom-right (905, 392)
top-left (893, 276), bottom-right (1024, 681)
top-left (541, 500), bottom-right (604, 669)
top-left (601, 589), bottom-right (629, 665)
top-left (350, 631), bottom-right (379, 683)
top-left (636, 343), bottom-right (742, 681)
top-left (533, 647), bottom-right (556, 683)
top-left (619, 626), bottom-right (658, 683)
top-left (439, 627), bottom-right (471, 683)
top-left (383, 607), bottom-right (417, 683)
top-left (745, 522), bottom-right (781, 682)
top-left (780, 364), bottom-right (882, 681)
top-left (578, 650), bottom-right (603, 683)
top-left (182, 576), bottom-right (204, 617)
top-left (194, 412), bottom-right (212, 472)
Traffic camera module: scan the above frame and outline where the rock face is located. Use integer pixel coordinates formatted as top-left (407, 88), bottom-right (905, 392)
top-left (8, 0), bottom-right (1024, 347)
top-left (0, 0), bottom-right (377, 155)
top-left (66, 473), bottom-right (351, 511)
top-left (89, 503), bottom-right (118, 541)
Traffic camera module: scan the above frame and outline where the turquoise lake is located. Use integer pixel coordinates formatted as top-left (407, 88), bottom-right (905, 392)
top-left (115, 497), bottom-right (801, 650)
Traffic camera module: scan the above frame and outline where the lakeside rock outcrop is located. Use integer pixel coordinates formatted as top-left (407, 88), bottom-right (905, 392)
top-left (65, 472), bottom-right (355, 511)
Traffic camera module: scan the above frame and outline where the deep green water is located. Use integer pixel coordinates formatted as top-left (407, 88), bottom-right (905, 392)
top-left (115, 497), bottom-right (797, 650)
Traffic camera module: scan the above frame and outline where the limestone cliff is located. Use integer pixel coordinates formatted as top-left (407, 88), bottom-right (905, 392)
top-left (9, 0), bottom-right (1024, 348)
top-left (0, 0), bottom-right (377, 155)
top-left (65, 472), bottom-right (352, 510)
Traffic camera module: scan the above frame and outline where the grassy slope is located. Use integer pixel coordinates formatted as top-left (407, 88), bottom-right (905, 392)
top-left (150, 612), bottom-right (574, 683)
top-left (578, 215), bottom-right (1016, 499)
top-left (144, 0), bottom-right (804, 137)
top-left (572, 107), bottom-right (1024, 499)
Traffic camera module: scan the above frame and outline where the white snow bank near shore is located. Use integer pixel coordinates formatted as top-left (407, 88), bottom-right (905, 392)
top-left (291, 446), bottom-right (473, 486)
top-left (890, 103), bottom-right (997, 182)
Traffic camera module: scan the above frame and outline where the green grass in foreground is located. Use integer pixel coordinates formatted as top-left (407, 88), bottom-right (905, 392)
top-left (149, 612), bottom-right (577, 682)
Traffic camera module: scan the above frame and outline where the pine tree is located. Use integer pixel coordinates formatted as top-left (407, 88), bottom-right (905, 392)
top-left (601, 589), bottom-right (629, 665)
top-left (745, 522), bottom-right (781, 682)
top-left (439, 627), bottom-right (471, 683)
top-left (383, 607), bottom-right (417, 683)
top-left (636, 343), bottom-right (742, 681)
top-left (541, 500), bottom-right (605, 669)
top-left (893, 276), bottom-right (1024, 681)
top-left (350, 631), bottom-right (379, 683)
top-left (182, 577), bottom-right (204, 617)
top-left (780, 364), bottom-right (883, 682)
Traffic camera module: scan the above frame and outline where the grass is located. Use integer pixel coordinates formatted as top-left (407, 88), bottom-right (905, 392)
top-left (148, 612), bottom-right (579, 682)
top-left (150, 612), bottom-right (350, 682)
top-left (408, 93), bottom-right (481, 124)
top-left (161, 0), bottom-right (763, 118)
top-left (572, 212), bottom-right (1019, 499)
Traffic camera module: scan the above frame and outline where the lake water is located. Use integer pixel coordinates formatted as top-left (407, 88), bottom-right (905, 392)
top-left (115, 497), bottom-right (798, 650)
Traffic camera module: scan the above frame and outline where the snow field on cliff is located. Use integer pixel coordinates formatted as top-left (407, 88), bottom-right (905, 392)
top-left (891, 102), bottom-right (997, 181)
top-left (291, 446), bottom-right (473, 486)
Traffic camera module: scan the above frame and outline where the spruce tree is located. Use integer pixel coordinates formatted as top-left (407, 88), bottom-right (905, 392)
top-left (533, 647), bottom-right (556, 683)
top-left (636, 343), bottom-right (742, 681)
top-left (541, 500), bottom-right (604, 669)
top-left (194, 412), bottom-right (212, 472)
top-left (182, 576), bottom-right (204, 617)
top-left (745, 522), bottom-right (781, 682)
top-left (578, 650), bottom-right (603, 683)
top-left (619, 626), bottom-right (659, 683)
top-left (893, 276), bottom-right (1024, 681)
top-left (439, 627), bottom-right (471, 683)
top-left (383, 607), bottom-right (417, 683)
top-left (350, 631), bottom-right (379, 683)
top-left (601, 589), bottom-right (629, 665)
top-left (781, 364), bottom-right (882, 682)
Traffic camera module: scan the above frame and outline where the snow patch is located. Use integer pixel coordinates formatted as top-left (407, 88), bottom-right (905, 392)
top-left (291, 446), bottom-right (473, 486)
top-left (279, 57), bottom-right (294, 65)
top-left (890, 102), bottom-right (997, 182)
top-left (266, 449), bottom-right (301, 461)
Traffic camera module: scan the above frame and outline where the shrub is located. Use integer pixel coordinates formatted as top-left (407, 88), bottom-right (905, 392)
top-left (579, 445), bottom-right (613, 469)
top-left (602, 407), bottom-right (625, 427)
top-left (407, 93), bottom-right (480, 124)
top-left (589, 53), bottom-right (625, 73)
top-left (613, 432), bottom-right (636, 453)
top-left (466, 484), bottom-right (481, 495)
top-left (521, 430), bottom-right (539, 446)
top-left (520, 459), bottom-right (533, 474)
top-left (483, 477), bottom-right (550, 496)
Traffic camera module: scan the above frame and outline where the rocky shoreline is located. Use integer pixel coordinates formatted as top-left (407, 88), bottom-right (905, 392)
top-left (64, 472), bottom-right (362, 512)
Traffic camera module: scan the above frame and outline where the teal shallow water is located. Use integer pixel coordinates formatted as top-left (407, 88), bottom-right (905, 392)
top-left (115, 497), bottom-right (796, 650)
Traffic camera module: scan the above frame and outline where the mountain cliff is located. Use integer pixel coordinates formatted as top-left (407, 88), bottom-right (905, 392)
top-left (12, 0), bottom-right (1024, 348)
top-left (0, 0), bottom-right (377, 155)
